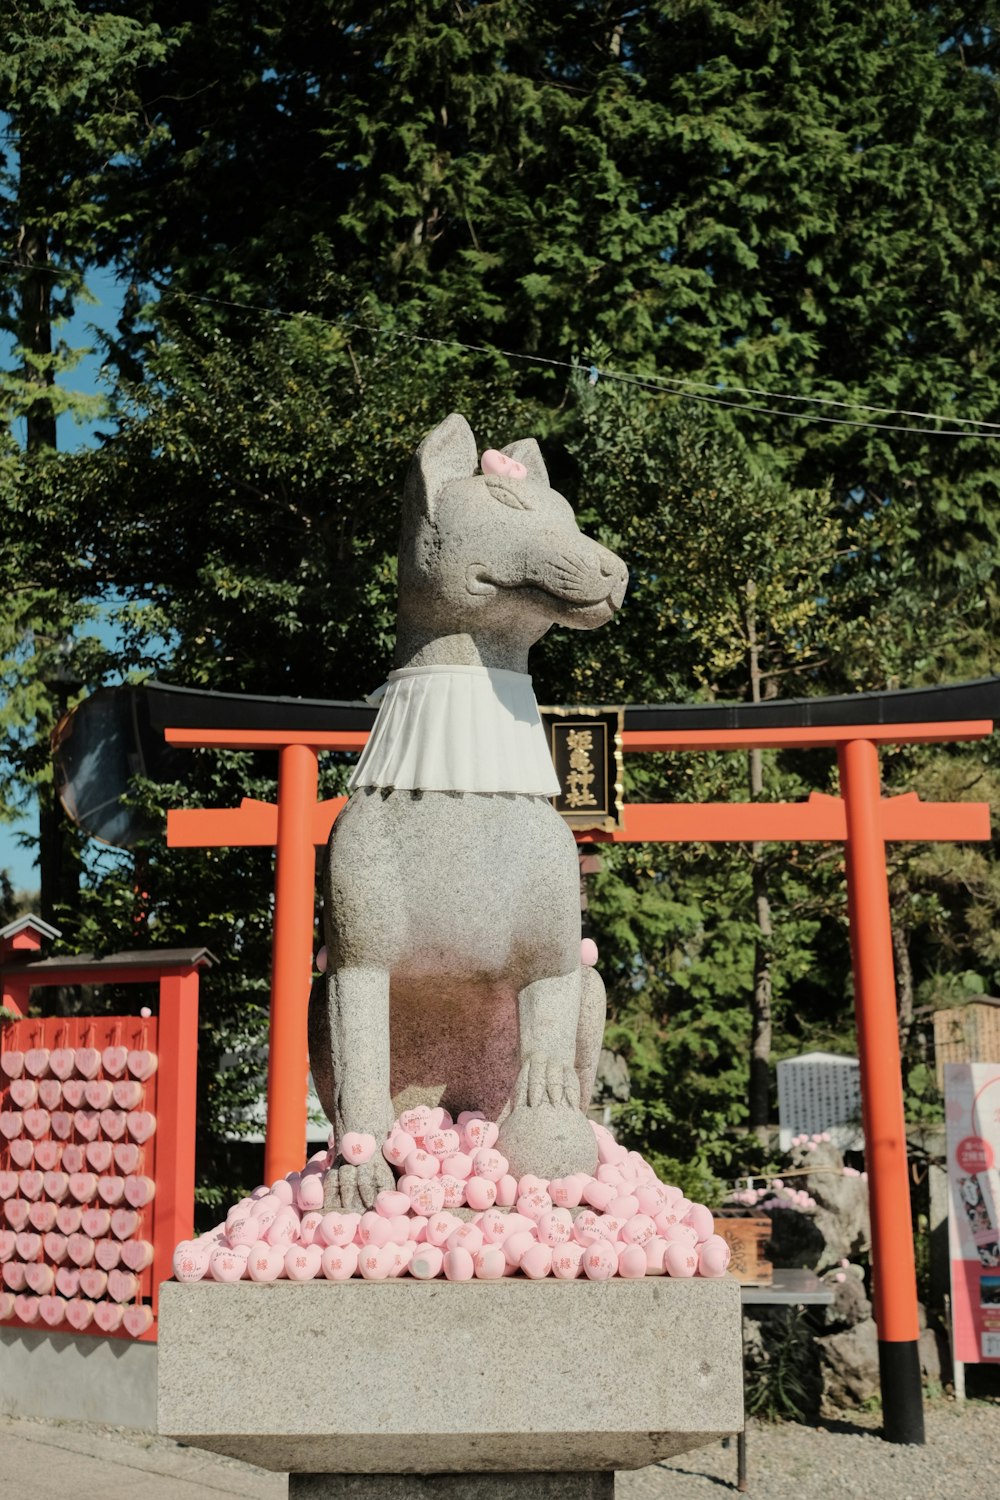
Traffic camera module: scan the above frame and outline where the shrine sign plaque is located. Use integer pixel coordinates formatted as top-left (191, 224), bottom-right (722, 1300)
top-left (540, 706), bottom-right (625, 833)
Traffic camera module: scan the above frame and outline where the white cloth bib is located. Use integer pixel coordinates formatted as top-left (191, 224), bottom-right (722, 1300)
top-left (348, 665), bottom-right (561, 796)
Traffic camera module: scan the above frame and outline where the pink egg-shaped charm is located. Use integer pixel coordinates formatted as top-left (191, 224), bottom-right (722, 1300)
top-left (536, 1209), bottom-right (573, 1248)
top-left (582, 1180), bottom-right (617, 1212)
top-left (472, 1149), bottom-right (508, 1184)
top-left (404, 1149), bottom-right (439, 1180)
top-left (318, 1211), bottom-right (360, 1248)
top-left (375, 1190), bottom-right (411, 1220)
top-left (408, 1179), bottom-right (446, 1217)
top-left (609, 1194), bottom-right (640, 1221)
top-left (340, 1132), bottom-right (376, 1165)
top-left (464, 1176), bottom-right (497, 1212)
top-left (617, 1244), bottom-right (648, 1279)
top-left (552, 1243), bottom-right (585, 1280)
top-left (298, 1212), bottom-right (325, 1247)
top-left (684, 1203), bottom-right (715, 1243)
top-left (409, 1244), bottom-right (444, 1279)
top-left (284, 1243), bottom-right (322, 1281)
top-left (582, 1241), bottom-right (618, 1281)
top-left (321, 1242), bottom-right (359, 1281)
top-left (644, 1237), bottom-right (669, 1275)
top-left (295, 1175), bottom-right (325, 1213)
top-left (621, 1214), bottom-right (657, 1247)
top-left (359, 1211), bottom-right (393, 1248)
top-left (664, 1241), bottom-right (699, 1279)
top-left (549, 1175), bottom-right (586, 1209)
top-left (443, 1247), bottom-right (475, 1282)
top-left (246, 1242), bottom-right (286, 1282)
top-left (473, 1245), bottom-right (506, 1280)
top-left (697, 1234), bottom-right (731, 1278)
top-left (265, 1207), bottom-right (301, 1247)
top-left (446, 1223), bottom-right (484, 1257)
top-left (440, 1151), bottom-right (474, 1181)
top-left (479, 1209), bottom-right (509, 1244)
top-left (495, 1174), bottom-right (518, 1206)
top-left (439, 1174), bottom-right (466, 1209)
top-left (382, 1128), bottom-right (415, 1167)
top-left (501, 1229), bottom-right (536, 1268)
top-left (519, 1243), bottom-right (553, 1280)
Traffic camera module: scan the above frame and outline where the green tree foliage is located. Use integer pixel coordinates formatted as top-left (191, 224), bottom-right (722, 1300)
top-left (3, 1), bottom-right (1000, 1194)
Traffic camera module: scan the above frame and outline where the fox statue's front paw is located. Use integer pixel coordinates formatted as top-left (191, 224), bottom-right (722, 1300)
top-left (322, 1154), bottom-right (394, 1213)
top-left (497, 1053), bottom-right (597, 1181)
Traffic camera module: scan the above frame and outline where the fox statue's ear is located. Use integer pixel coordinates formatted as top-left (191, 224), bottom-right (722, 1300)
top-left (405, 413), bottom-right (478, 519)
top-left (501, 438), bottom-right (549, 486)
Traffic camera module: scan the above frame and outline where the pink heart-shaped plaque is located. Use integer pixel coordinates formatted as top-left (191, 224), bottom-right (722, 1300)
top-left (38, 1080), bottom-right (62, 1110)
top-left (0, 1172), bottom-right (17, 1200)
top-left (0, 1229), bottom-right (15, 1261)
top-left (97, 1176), bottom-right (125, 1207)
top-left (172, 1240), bottom-right (212, 1282)
top-left (50, 1111), bottom-right (73, 1141)
top-left (81, 1208), bottom-right (111, 1239)
top-left (67, 1233), bottom-right (95, 1268)
top-left (126, 1050), bottom-right (157, 1082)
top-left (68, 1172), bottom-right (98, 1204)
top-left (74, 1048), bottom-right (101, 1080)
top-left (111, 1080), bottom-right (143, 1111)
top-left (0, 1289), bottom-right (14, 1318)
top-left (107, 1268), bottom-right (138, 1304)
top-left (245, 1239), bottom-right (285, 1282)
top-left (61, 1080), bottom-right (86, 1108)
top-left (86, 1141), bottom-right (113, 1174)
top-left (55, 1265), bottom-right (81, 1297)
top-left (13, 1292), bottom-right (39, 1322)
top-left (101, 1046), bottom-right (128, 1078)
top-left (9, 1140), bottom-right (34, 1167)
top-left (113, 1143), bottom-right (141, 1174)
top-left (3, 1200), bottom-right (29, 1231)
top-left (60, 1145), bottom-right (84, 1174)
top-left (79, 1267), bottom-right (108, 1299)
top-left (0, 1111), bottom-right (22, 1140)
top-left (3, 1262), bottom-right (27, 1291)
top-left (24, 1048), bottom-right (49, 1079)
top-left (55, 1206), bottom-right (82, 1236)
top-left (38, 1293), bottom-right (65, 1327)
top-left (73, 1110), bottom-right (99, 1142)
top-left (64, 1298), bottom-right (95, 1331)
top-left (15, 1231), bottom-right (40, 1260)
top-left (120, 1238), bottom-right (154, 1273)
top-left (110, 1208), bottom-right (138, 1241)
top-left (18, 1170), bottom-right (43, 1202)
top-left (22, 1110), bottom-right (51, 1140)
top-left (43, 1232), bottom-right (68, 1264)
top-left (28, 1202), bottom-right (57, 1234)
top-left (209, 1244), bottom-right (249, 1283)
top-left (48, 1048), bottom-right (74, 1081)
top-left (94, 1238), bottom-right (121, 1270)
top-left (125, 1111), bottom-right (155, 1144)
top-left (33, 1140), bottom-right (61, 1172)
top-left (122, 1303), bottom-right (153, 1338)
top-left (84, 1080), bottom-right (113, 1111)
top-left (24, 1262), bottom-right (54, 1295)
top-left (9, 1079), bottom-right (37, 1109)
top-left (1, 1051), bottom-right (24, 1080)
top-left (100, 1109), bottom-right (126, 1141)
top-left (93, 1299), bottom-right (124, 1333)
top-left (123, 1175), bottom-right (155, 1209)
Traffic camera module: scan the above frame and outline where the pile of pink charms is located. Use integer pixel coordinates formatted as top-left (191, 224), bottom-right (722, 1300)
top-left (173, 1109), bottom-right (731, 1285)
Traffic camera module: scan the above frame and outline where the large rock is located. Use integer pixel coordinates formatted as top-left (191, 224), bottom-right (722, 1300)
top-left (816, 1318), bottom-right (880, 1414)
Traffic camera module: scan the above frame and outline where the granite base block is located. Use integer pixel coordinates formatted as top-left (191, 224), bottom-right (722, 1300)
top-left (289, 1473), bottom-right (613, 1499)
top-left (158, 1278), bottom-right (742, 1474)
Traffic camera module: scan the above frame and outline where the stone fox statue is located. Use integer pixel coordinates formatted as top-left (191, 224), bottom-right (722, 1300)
top-left (309, 413), bottom-right (628, 1212)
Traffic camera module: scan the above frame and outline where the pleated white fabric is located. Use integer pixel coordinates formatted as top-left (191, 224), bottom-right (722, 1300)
top-left (348, 665), bottom-right (561, 795)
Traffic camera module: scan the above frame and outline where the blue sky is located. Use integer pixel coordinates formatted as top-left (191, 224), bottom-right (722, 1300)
top-left (2, 266), bottom-right (122, 895)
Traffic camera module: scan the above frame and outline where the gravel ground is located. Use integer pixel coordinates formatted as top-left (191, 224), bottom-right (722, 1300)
top-left (0, 1399), bottom-right (997, 1499)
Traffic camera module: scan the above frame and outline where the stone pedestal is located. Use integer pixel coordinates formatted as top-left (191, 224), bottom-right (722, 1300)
top-left (158, 1277), bottom-right (742, 1491)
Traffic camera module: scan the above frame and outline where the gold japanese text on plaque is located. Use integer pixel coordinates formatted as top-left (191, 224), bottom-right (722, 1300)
top-left (538, 707), bottom-right (625, 832)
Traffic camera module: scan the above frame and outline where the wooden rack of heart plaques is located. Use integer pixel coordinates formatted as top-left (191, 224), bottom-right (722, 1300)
top-left (0, 1015), bottom-right (165, 1342)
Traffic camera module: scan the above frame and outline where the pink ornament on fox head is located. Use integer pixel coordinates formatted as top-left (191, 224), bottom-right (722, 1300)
top-left (480, 449), bottom-right (528, 481)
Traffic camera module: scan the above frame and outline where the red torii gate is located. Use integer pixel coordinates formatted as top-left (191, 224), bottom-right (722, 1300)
top-left (148, 675), bottom-right (1000, 1446)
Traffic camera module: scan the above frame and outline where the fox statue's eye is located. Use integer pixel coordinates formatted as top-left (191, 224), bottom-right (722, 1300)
top-left (484, 477), bottom-right (533, 511)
